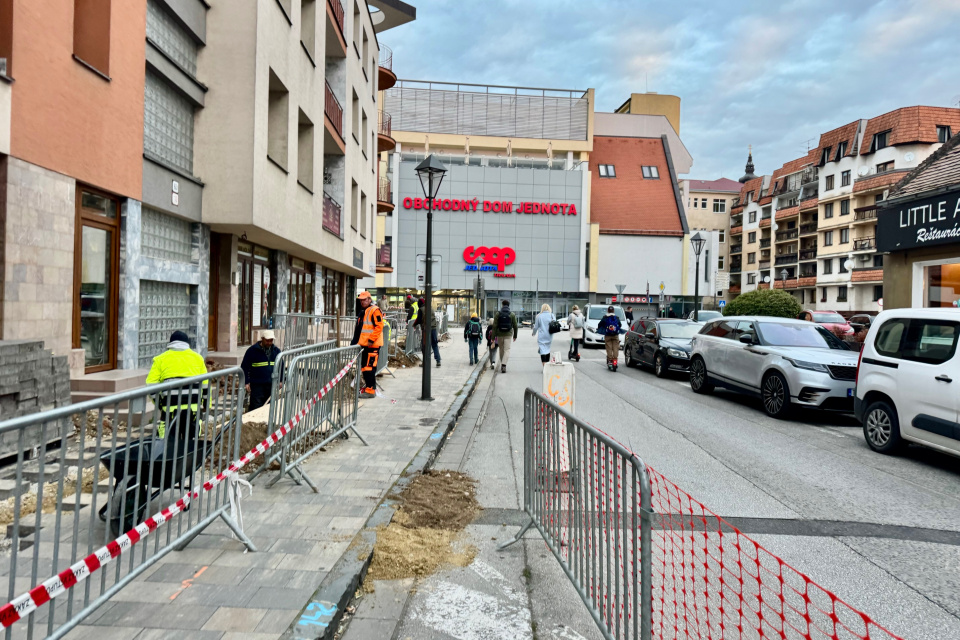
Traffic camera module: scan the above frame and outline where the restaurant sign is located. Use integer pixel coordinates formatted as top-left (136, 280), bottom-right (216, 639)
top-left (878, 189), bottom-right (960, 252)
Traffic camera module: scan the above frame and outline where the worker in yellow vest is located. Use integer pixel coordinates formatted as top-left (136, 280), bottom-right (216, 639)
top-left (145, 330), bottom-right (208, 438)
top-left (351, 291), bottom-right (383, 399)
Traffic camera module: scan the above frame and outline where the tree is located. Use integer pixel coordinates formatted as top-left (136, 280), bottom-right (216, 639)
top-left (722, 289), bottom-right (802, 319)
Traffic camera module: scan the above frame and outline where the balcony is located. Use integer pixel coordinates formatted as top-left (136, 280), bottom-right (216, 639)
top-left (378, 44), bottom-right (396, 91)
top-left (729, 285), bottom-right (741, 294)
top-left (731, 225), bottom-right (743, 235)
top-left (731, 214), bottom-right (743, 226)
top-left (730, 263), bottom-right (742, 274)
top-left (377, 110), bottom-right (395, 152)
top-left (853, 237), bottom-right (876, 251)
top-left (323, 191), bottom-right (342, 238)
top-left (851, 268), bottom-right (883, 283)
top-left (759, 217), bottom-right (771, 228)
top-left (759, 259), bottom-right (770, 269)
top-left (377, 176), bottom-right (394, 213)
top-left (325, 0), bottom-right (347, 57)
top-left (729, 244), bottom-right (743, 254)
top-left (799, 248), bottom-right (817, 261)
top-left (376, 241), bottom-right (393, 273)
top-left (775, 229), bottom-right (799, 242)
top-left (854, 207), bottom-right (879, 223)
top-left (775, 254), bottom-right (799, 266)
top-left (759, 238), bottom-right (771, 248)
top-left (799, 222), bottom-right (818, 235)
top-left (324, 81), bottom-right (345, 154)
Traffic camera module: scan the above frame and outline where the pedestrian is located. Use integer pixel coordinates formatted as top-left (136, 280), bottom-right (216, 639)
top-left (597, 306), bottom-right (623, 371)
top-left (485, 318), bottom-right (498, 370)
top-left (406, 294), bottom-right (418, 330)
top-left (240, 329), bottom-right (281, 411)
top-left (414, 296), bottom-right (441, 367)
top-left (146, 330), bottom-right (209, 438)
top-left (493, 299), bottom-right (518, 373)
top-left (532, 303), bottom-right (557, 367)
top-left (797, 310), bottom-right (813, 322)
top-left (625, 306), bottom-right (634, 323)
top-left (668, 307), bottom-right (677, 318)
top-left (464, 312), bottom-right (483, 365)
top-left (567, 305), bottom-right (584, 361)
top-left (351, 290), bottom-right (384, 399)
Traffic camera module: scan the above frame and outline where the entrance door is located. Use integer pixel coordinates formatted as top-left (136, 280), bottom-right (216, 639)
top-left (73, 187), bottom-right (120, 373)
top-left (288, 258), bottom-right (314, 314)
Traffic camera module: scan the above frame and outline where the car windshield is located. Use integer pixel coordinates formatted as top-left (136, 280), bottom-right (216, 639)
top-left (659, 323), bottom-right (702, 339)
top-left (757, 322), bottom-right (850, 350)
top-left (693, 311), bottom-right (722, 322)
top-left (588, 307), bottom-right (626, 321)
top-left (812, 312), bottom-right (846, 324)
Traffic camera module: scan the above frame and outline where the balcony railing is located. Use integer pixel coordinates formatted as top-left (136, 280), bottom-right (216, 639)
top-left (799, 222), bottom-right (818, 235)
top-left (325, 80), bottom-right (343, 138)
top-left (776, 229), bottom-right (799, 242)
top-left (730, 263), bottom-right (742, 274)
top-left (379, 44), bottom-right (393, 71)
top-left (761, 211), bottom-right (772, 220)
top-left (730, 214), bottom-right (743, 226)
top-left (854, 208), bottom-right (878, 222)
top-left (775, 254), bottom-right (799, 265)
top-left (327, 0), bottom-right (345, 35)
top-left (854, 237), bottom-right (876, 251)
top-left (377, 241), bottom-right (392, 267)
top-left (759, 259), bottom-right (771, 269)
top-left (759, 238), bottom-right (771, 248)
top-left (731, 226), bottom-right (743, 235)
top-left (799, 248), bottom-right (817, 260)
top-left (323, 191), bottom-right (342, 238)
top-left (730, 244), bottom-right (743, 254)
top-left (378, 176), bottom-right (392, 204)
top-left (378, 110), bottom-right (392, 138)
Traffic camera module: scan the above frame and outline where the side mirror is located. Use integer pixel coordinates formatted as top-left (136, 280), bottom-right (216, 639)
top-left (739, 333), bottom-right (755, 345)
top-left (645, 332), bottom-right (656, 340)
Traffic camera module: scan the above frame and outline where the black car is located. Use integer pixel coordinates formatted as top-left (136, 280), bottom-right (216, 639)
top-left (848, 313), bottom-right (876, 333)
top-left (624, 319), bottom-right (702, 377)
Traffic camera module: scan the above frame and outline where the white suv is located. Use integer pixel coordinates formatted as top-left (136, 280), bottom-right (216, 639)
top-left (855, 308), bottom-right (960, 458)
top-left (582, 304), bottom-right (626, 348)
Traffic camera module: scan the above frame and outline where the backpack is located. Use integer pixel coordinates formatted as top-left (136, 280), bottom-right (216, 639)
top-left (572, 314), bottom-right (584, 330)
top-left (468, 320), bottom-right (482, 338)
top-left (497, 310), bottom-right (513, 333)
top-left (604, 316), bottom-right (621, 336)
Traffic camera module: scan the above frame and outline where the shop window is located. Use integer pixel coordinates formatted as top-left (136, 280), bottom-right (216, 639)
top-left (873, 285), bottom-right (883, 302)
top-left (825, 175), bottom-right (834, 191)
top-left (876, 161), bottom-right (894, 174)
top-left (641, 166), bottom-right (659, 179)
top-left (938, 125), bottom-right (952, 143)
top-left (73, 0), bottom-right (111, 76)
top-left (837, 286), bottom-right (847, 302)
top-left (824, 203), bottom-right (834, 219)
top-left (300, 0), bottom-right (316, 61)
top-left (923, 263), bottom-right (960, 308)
top-left (713, 199), bottom-right (726, 213)
top-left (869, 130), bottom-right (890, 153)
top-left (841, 170), bottom-right (851, 187)
top-left (144, 72), bottom-right (196, 174)
top-left (598, 164), bottom-right (616, 178)
top-left (288, 257), bottom-right (315, 314)
top-left (268, 69), bottom-right (289, 170)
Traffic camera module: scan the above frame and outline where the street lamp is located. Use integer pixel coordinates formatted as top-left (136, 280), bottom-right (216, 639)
top-left (691, 232), bottom-right (706, 321)
top-left (415, 155), bottom-right (448, 401)
top-left (780, 268), bottom-right (789, 287)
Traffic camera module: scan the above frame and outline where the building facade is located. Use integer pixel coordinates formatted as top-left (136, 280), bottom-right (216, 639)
top-left (680, 177), bottom-right (741, 305)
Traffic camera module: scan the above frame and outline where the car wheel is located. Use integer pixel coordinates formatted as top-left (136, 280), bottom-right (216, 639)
top-left (624, 348), bottom-right (634, 368)
top-left (689, 357), bottom-right (713, 394)
top-left (863, 400), bottom-right (904, 454)
top-left (654, 353), bottom-right (667, 378)
top-left (761, 371), bottom-right (791, 419)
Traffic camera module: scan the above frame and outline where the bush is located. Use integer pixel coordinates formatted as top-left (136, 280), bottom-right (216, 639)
top-left (722, 289), bottom-right (802, 319)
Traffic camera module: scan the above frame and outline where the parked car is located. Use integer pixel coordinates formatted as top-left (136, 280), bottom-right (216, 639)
top-left (848, 313), bottom-right (877, 334)
top-left (800, 310), bottom-right (854, 335)
top-left (583, 304), bottom-right (627, 348)
top-left (685, 310), bottom-right (723, 323)
top-left (689, 316), bottom-right (857, 418)
top-left (558, 317), bottom-right (569, 331)
top-left (625, 319), bottom-right (701, 377)
top-left (854, 309), bottom-right (960, 459)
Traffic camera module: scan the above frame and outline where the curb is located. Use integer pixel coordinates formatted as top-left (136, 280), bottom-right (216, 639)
top-left (283, 352), bottom-right (490, 640)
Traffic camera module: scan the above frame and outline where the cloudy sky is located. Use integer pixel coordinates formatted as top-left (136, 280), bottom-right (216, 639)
top-left (387, 0), bottom-right (960, 179)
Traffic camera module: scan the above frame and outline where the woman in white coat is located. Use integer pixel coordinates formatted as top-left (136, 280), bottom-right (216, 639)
top-left (532, 303), bottom-right (556, 367)
top-left (567, 305), bottom-right (584, 361)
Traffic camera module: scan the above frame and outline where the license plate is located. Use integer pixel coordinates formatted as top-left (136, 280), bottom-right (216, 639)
top-left (846, 388), bottom-right (854, 397)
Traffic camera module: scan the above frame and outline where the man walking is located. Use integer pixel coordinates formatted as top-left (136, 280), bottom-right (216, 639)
top-left (464, 312), bottom-right (483, 365)
top-left (625, 306), bottom-right (634, 323)
top-left (146, 330), bottom-right (208, 438)
top-left (414, 296), bottom-right (441, 367)
top-left (493, 300), bottom-right (518, 373)
top-left (351, 291), bottom-right (384, 399)
top-left (241, 330), bottom-right (281, 411)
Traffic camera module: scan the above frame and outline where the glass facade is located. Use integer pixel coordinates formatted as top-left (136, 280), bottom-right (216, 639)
top-left (923, 263), bottom-right (960, 308)
top-left (144, 71), bottom-right (195, 174)
top-left (138, 280), bottom-right (196, 367)
top-left (142, 207), bottom-right (194, 263)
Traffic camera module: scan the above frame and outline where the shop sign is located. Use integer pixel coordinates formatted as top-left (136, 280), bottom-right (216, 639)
top-left (463, 246), bottom-right (516, 272)
top-left (353, 248), bottom-right (363, 269)
top-left (611, 295), bottom-right (657, 304)
top-left (878, 189), bottom-right (960, 252)
top-left (402, 197), bottom-right (577, 216)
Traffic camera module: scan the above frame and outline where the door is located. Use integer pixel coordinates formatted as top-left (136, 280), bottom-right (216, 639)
top-left (726, 320), bottom-right (763, 391)
top-left (626, 320), bottom-right (643, 361)
top-left (641, 321), bottom-right (659, 365)
top-left (699, 319), bottom-right (738, 378)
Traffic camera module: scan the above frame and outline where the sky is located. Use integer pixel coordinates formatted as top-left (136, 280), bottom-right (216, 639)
top-left (386, 0), bottom-right (960, 179)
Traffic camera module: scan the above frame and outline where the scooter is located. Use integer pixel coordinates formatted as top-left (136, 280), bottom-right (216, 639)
top-left (607, 359), bottom-right (618, 372)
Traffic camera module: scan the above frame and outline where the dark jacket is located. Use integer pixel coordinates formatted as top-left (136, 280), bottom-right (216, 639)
top-left (485, 325), bottom-right (496, 348)
top-left (241, 342), bottom-right (282, 385)
top-left (493, 307), bottom-right (519, 339)
top-left (464, 318), bottom-right (483, 341)
top-left (597, 314), bottom-right (623, 337)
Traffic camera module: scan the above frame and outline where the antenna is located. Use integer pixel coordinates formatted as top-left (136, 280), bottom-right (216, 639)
top-left (952, 94), bottom-right (960, 108)
top-left (804, 138), bottom-right (816, 152)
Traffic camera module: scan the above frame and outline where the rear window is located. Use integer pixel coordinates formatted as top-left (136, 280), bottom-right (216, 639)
top-left (874, 318), bottom-right (960, 365)
top-left (812, 312), bottom-right (846, 324)
top-left (588, 307), bottom-right (626, 321)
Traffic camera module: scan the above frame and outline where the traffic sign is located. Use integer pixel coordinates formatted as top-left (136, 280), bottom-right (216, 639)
top-left (659, 281), bottom-right (665, 292)
top-left (719, 300), bottom-right (726, 308)
top-left (615, 284), bottom-right (626, 296)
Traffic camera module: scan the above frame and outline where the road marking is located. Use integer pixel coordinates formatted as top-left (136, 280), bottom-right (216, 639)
top-left (816, 427), bottom-right (850, 438)
top-left (169, 565), bottom-right (207, 601)
top-left (674, 381), bottom-right (689, 387)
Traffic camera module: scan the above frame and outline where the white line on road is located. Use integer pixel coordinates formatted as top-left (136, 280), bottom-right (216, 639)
top-left (816, 427), bottom-right (850, 438)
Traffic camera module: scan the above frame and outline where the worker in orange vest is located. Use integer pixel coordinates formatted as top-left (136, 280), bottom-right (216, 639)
top-left (351, 291), bottom-right (384, 399)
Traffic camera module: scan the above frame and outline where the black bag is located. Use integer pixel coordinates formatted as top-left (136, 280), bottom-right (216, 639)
top-left (497, 310), bottom-right (513, 333)
top-left (468, 320), bottom-right (482, 338)
top-left (548, 319), bottom-right (561, 334)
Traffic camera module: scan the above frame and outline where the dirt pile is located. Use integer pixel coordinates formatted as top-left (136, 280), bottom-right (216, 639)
top-left (365, 470), bottom-right (479, 583)
top-left (0, 466), bottom-right (109, 531)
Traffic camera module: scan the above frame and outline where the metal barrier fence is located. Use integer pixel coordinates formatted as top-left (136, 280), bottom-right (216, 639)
top-left (405, 325), bottom-right (422, 358)
top-left (502, 389), bottom-right (905, 640)
top-left (264, 346), bottom-right (364, 491)
top-left (264, 340), bottom-right (337, 439)
top-left (0, 368), bottom-right (251, 639)
top-left (271, 314), bottom-right (358, 349)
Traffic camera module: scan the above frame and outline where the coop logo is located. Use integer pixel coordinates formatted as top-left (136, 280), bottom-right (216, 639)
top-left (463, 246), bottom-right (515, 273)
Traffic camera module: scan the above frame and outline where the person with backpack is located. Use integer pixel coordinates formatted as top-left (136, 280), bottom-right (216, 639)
top-left (597, 306), bottom-right (623, 371)
top-left (532, 303), bottom-right (558, 367)
top-left (485, 318), bottom-right (498, 370)
top-left (493, 300), bottom-right (518, 373)
top-left (464, 312), bottom-right (483, 365)
top-left (567, 305), bottom-right (584, 361)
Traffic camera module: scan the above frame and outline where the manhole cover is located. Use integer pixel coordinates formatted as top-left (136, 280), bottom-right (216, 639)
top-left (419, 418), bottom-right (438, 426)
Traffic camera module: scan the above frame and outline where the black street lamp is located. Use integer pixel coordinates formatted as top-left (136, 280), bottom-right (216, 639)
top-left (780, 268), bottom-right (789, 287)
top-left (415, 155), bottom-right (448, 401)
top-left (691, 232), bottom-right (706, 321)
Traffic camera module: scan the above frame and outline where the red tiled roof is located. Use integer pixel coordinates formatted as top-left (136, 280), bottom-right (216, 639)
top-left (852, 170), bottom-right (909, 194)
top-left (859, 106), bottom-right (960, 155)
top-left (758, 195), bottom-right (773, 205)
top-left (816, 121), bottom-right (861, 161)
top-left (590, 136), bottom-right (684, 234)
top-left (770, 151), bottom-right (818, 188)
top-left (776, 206), bottom-right (799, 219)
top-left (889, 131), bottom-right (960, 199)
top-left (686, 178), bottom-right (742, 193)
top-left (738, 176), bottom-right (764, 202)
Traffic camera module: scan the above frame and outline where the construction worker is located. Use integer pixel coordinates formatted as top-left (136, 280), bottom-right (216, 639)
top-left (351, 291), bottom-right (384, 399)
top-left (145, 330), bottom-right (208, 439)
top-left (241, 330), bottom-right (281, 411)
top-left (407, 294), bottom-right (419, 329)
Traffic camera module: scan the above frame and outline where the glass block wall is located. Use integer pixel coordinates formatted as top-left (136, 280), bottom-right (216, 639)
top-left (138, 280), bottom-right (197, 368)
top-left (146, 0), bottom-right (198, 77)
top-left (142, 207), bottom-right (194, 263)
top-left (145, 71), bottom-right (195, 174)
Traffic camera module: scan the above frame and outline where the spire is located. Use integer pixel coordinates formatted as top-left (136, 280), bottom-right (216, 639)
top-left (739, 145), bottom-right (758, 183)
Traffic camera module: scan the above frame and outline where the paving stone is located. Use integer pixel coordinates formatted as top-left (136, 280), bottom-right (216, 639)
top-left (200, 606), bottom-right (268, 631)
top-left (254, 608), bottom-right (301, 633)
top-left (90, 602), bottom-right (217, 630)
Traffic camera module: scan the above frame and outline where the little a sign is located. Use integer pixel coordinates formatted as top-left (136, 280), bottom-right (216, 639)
top-left (877, 188), bottom-right (960, 252)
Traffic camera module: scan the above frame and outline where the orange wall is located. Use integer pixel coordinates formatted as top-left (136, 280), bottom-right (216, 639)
top-left (9, 0), bottom-right (145, 199)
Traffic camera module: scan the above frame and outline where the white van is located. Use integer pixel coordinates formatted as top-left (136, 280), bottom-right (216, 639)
top-left (582, 304), bottom-right (626, 348)
top-left (855, 308), bottom-right (960, 458)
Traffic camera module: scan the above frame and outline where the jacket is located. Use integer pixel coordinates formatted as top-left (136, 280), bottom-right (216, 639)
top-left (146, 348), bottom-right (208, 385)
top-left (408, 300), bottom-right (419, 322)
top-left (597, 314), bottom-right (623, 337)
top-left (241, 342), bottom-right (282, 385)
top-left (352, 305), bottom-right (384, 348)
top-left (485, 325), bottom-right (497, 347)
top-left (493, 308), bottom-right (519, 339)
top-left (464, 319), bottom-right (483, 342)
top-left (567, 311), bottom-right (585, 339)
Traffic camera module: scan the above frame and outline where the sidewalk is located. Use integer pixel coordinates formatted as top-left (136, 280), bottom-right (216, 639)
top-left (342, 334), bottom-right (603, 640)
top-left (61, 335), bottom-right (482, 640)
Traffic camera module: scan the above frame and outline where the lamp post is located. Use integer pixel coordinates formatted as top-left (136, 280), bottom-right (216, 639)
top-left (780, 268), bottom-right (789, 288)
top-left (415, 155), bottom-right (448, 401)
top-left (691, 232), bottom-right (706, 321)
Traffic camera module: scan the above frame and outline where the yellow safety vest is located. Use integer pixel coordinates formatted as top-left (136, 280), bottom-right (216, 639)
top-left (146, 348), bottom-right (208, 438)
top-left (410, 301), bottom-right (419, 321)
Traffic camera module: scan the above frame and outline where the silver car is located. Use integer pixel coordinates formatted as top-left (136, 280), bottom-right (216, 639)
top-left (688, 316), bottom-right (859, 419)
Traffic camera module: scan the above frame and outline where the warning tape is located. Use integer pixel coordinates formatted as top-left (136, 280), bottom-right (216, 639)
top-left (0, 354), bottom-right (359, 629)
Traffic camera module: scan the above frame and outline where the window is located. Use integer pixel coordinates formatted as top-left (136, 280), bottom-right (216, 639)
top-left (840, 199), bottom-right (850, 216)
top-left (267, 69), bottom-right (289, 170)
top-left (641, 166), bottom-right (659, 179)
top-left (705, 251), bottom-right (710, 281)
top-left (701, 198), bottom-right (707, 208)
top-left (297, 108), bottom-right (314, 190)
top-left (746, 191), bottom-right (754, 203)
top-left (351, 90), bottom-right (359, 142)
top-left (73, 0), bottom-right (112, 75)
top-left (840, 228), bottom-right (850, 244)
top-left (585, 243), bottom-right (590, 277)
top-left (300, 0), bottom-right (317, 60)
top-left (825, 175), bottom-right (834, 191)
top-left (353, 1), bottom-right (361, 51)
top-left (875, 318), bottom-right (960, 365)
top-left (822, 259), bottom-right (832, 274)
top-left (713, 199), bottom-right (726, 213)
top-left (870, 130), bottom-right (890, 152)
top-left (147, 0), bottom-right (198, 77)
top-left (748, 231), bottom-right (756, 243)
top-left (837, 286), bottom-right (847, 302)
top-left (839, 257), bottom-right (849, 273)
top-left (875, 193), bottom-right (884, 204)
top-left (747, 274), bottom-right (757, 285)
top-left (820, 287), bottom-right (827, 303)
top-left (873, 254), bottom-right (884, 268)
top-left (824, 203), bottom-right (834, 219)
top-left (718, 230), bottom-right (725, 243)
top-left (361, 28), bottom-right (369, 79)
top-left (873, 285), bottom-right (883, 302)
top-left (361, 109), bottom-right (368, 157)
top-left (351, 180), bottom-right (359, 230)
top-left (598, 164), bottom-right (616, 177)
top-left (748, 211), bottom-right (757, 223)
top-left (834, 141), bottom-right (847, 161)
top-left (823, 230), bottom-right (834, 246)
top-left (876, 161), bottom-right (894, 173)
top-left (938, 125), bottom-right (952, 143)
top-left (841, 170), bottom-right (851, 187)
top-left (360, 191), bottom-right (368, 237)
top-left (819, 147), bottom-right (831, 166)
top-left (747, 252), bottom-right (756, 264)
top-left (718, 256), bottom-right (725, 270)
top-left (144, 71), bottom-right (195, 174)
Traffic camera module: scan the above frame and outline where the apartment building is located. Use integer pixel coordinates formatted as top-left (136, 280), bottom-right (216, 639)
top-left (680, 177), bottom-right (741, 305)
top-left (729, 106), bottom-right (960, 313)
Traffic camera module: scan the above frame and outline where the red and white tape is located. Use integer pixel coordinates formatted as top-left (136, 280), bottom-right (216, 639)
top-left (0, 354), bottom-right (358, 629)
